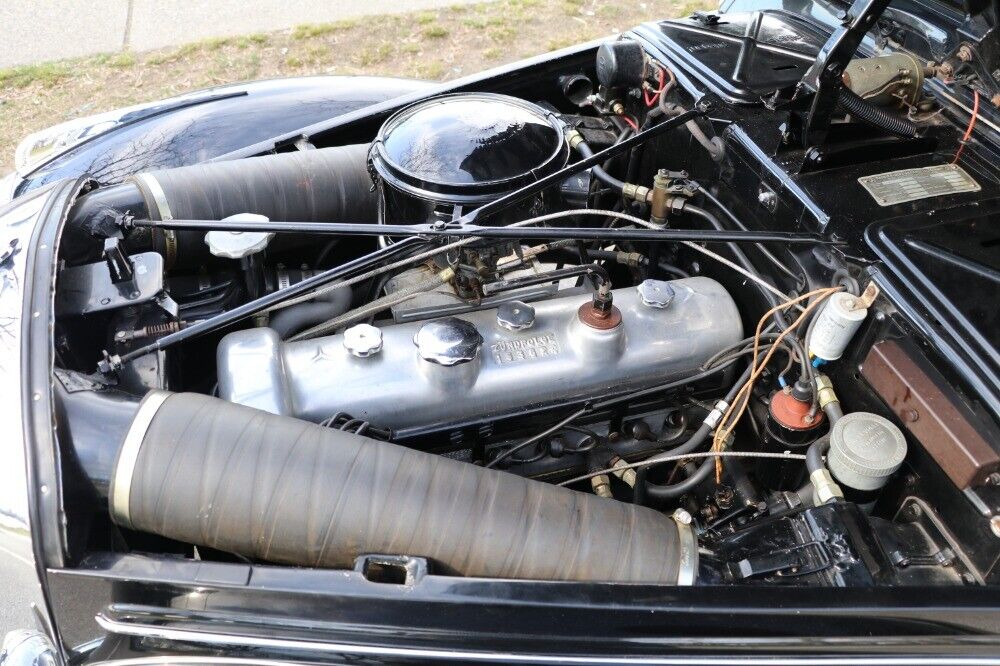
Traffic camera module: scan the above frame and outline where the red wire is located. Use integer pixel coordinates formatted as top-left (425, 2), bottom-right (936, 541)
top-left (952, 89), bottom-right (979, 164)
top-left (620, 114), bottom-right (639, 132)
top-left (644, 66), bottom-right (667, 107)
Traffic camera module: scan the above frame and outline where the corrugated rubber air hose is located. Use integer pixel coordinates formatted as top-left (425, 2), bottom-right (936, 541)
top-left (108, 391), bottom-right (695, 584)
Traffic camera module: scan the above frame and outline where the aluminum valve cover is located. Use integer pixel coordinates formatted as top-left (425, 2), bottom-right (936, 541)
top-left (217, 277), bottom-right (742, 437)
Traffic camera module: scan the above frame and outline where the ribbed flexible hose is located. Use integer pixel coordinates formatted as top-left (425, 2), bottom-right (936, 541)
top-left (109, 392), bottom-right (691, 583)
top-left (135, 143), bottom-right (376, 223)
top-left (837, 87), bottom-right (918, 138)
top-left (66, 145), bottom-right (377, 267)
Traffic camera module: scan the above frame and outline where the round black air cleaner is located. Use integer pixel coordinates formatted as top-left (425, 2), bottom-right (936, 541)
top-left (369, 93), bottom-right (569, 226)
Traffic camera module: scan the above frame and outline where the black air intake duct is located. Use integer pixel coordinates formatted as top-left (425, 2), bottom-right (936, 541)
top-left (65, 144), bottom-right (376, 267)
top-left (108, 392), bottom-right (693, 584)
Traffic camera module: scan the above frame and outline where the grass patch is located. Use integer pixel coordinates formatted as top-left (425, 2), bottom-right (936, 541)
top-left (203, 37), bottom-right (232, 51)
top-left (416, 60), bottom-right (446, 79)
top-left (0, 61), bottom-right (71, 88)
top-left (291, 20), bottom-right (356, 40)
top-left (107, 52), bottom-right (137, 68)
top-left (354, 43), bottom-right (393, 66)
top-left (421, 24), bottom-right (449, 39)
top-left (234, 33), bottom-right (269, 49)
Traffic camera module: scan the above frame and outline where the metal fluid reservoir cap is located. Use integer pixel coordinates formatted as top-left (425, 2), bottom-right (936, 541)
top-left (206, 213), bottom-right (274, 259)
top-left (343, 324), bottom-right (383, 358)
top-left (637, 279), bottom-right (675, 308)
top-left (496, 300), bottom-right (535, 331)
top-left (371, 93), bottom-right (568, 202)
top-left (828, 411), bottom-right (907, 492)
top-left (414, 317), bottom-right (483, 366)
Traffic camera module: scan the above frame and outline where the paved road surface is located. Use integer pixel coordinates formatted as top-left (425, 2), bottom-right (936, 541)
top-left (1, 0), bottom-right (478, 68)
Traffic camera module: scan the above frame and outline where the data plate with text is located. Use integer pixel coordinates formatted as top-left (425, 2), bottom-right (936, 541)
top-left (858, 164), bottom-right (980, 207)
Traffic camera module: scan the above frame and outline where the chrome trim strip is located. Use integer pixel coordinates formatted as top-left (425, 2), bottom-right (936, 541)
top-left (92, 615), bottom-right (1000, 665)
top-left (134, 173), bottom-right (174, 221)
top-left (110, 390), bottom-right (171, 528)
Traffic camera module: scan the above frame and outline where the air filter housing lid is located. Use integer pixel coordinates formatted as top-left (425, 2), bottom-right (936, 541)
top-left (370, 93), bottom-right (568, 204)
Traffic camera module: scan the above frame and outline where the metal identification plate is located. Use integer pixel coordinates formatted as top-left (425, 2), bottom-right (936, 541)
top-left (858, 164), bottom-right (980, 207)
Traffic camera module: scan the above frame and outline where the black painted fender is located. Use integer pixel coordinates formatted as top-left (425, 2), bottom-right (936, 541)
top-left (12, 75), bottom-right (431, 199)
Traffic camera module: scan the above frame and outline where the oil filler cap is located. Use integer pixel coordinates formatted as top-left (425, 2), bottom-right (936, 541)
top-left (828, 412), bottom-right (907, 492)
top-left (496, 301), bottom-right (535, 331)
top-left (343, 324), bottom-right (383, 358)
top-left (637, 279), bottom-right (675, 308)
top-left (414, 318), bottom-right (483, 366)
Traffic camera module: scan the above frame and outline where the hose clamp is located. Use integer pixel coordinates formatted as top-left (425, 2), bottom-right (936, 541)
top-left (132, 173), bottom-right (174, 221)
top-left (111, 390), bottom-right (171, 529)
top-left (671, 508), bottom-right (698, 586)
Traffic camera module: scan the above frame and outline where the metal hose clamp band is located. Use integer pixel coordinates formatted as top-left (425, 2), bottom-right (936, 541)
top-left (672, 509), bottom-right (698, 586)
top-left (133, 172), bottom-right (174, 221)
top-left (111, 390), bottom-right (171, 528)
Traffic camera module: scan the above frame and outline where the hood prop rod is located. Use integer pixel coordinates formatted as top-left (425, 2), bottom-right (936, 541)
top-left (98, 236), bottom-right (425, 373)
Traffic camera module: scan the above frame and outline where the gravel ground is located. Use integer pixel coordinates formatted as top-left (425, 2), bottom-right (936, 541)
top-left (0, 0), bottom-right (709, 171)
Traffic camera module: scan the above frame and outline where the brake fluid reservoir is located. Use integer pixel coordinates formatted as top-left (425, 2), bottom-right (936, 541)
top-left (809, 292), bottom-right (868, 362)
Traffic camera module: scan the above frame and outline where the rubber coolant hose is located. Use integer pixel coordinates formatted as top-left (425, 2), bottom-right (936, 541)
top-left (108, 392), bottom-right (691, 584)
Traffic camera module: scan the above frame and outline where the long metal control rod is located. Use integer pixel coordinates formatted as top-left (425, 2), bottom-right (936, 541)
top-left (130, 218), bottom-right (833, 245)
top-left (462, 107), bottom-right (703, 225)
top-left (103, 236), bottom-right (425, 370)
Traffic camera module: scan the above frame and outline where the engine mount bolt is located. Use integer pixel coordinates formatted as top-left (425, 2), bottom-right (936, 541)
top-left (343, 323), bottom-right (384, 358)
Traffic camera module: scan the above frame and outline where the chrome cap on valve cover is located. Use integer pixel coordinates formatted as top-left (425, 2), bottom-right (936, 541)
top-left (413, 317), bottom-right (484, 366)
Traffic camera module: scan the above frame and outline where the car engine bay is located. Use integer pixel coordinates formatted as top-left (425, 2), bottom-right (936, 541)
top-left (47, 6), bottom-right (999, 592)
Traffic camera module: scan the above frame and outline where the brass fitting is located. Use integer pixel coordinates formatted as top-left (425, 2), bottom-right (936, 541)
top-left (591, 474), bottom-right (613, 498)
top-left (622, 182), bottom-right (651, 203)
top-left (609, 457), bottom-right (637, 487)
top-left (814, 374), bottom-right (839, 410)
top-left (650, 169), bottom-right (673, 224)
top-left (610, 100), bottom-right (626, 116)
top-left (565, 129), bottom-right (584, 149)
top-left (810, 468), bottom-right (845, 505)
top-left (613, 251), bottom-right (646, 268)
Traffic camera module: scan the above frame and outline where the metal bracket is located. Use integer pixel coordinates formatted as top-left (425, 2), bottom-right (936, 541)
top-left (777, 0), bottom-right (893, 145)
top-left (57, 251), bottom-right (166, 317)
